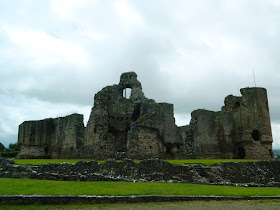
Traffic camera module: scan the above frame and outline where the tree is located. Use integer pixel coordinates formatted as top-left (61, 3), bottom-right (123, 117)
top-left (0, 143), bottom-right (6, 152)
top-left (8, 142), bottom-right (19, 151)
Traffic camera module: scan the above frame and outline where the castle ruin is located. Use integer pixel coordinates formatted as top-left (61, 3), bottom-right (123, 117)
top-left (17, 72), bottom-right (274, 159)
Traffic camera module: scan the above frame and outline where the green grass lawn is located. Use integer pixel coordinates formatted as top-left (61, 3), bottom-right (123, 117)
top-left (0, 178), bottom-right (280, 196)
top-left (13, 159), bottom-right (265, 166)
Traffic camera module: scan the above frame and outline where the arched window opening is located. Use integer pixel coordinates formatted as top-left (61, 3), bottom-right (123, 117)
top-left (251, 130), bottom-right (261, 141)
top-left (123, 88), bottom-right (132, 99)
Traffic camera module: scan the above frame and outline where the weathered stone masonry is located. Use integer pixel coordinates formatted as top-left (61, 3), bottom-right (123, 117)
top-left (17, 72), bottom-right (274, 159)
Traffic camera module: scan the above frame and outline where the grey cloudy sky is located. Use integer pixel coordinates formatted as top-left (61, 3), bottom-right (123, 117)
top-left (1, 0), bottom-right (280, 149)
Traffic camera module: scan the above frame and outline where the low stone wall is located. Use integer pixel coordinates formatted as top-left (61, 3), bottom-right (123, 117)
top-left (0, 156), bottom-right (280, 187)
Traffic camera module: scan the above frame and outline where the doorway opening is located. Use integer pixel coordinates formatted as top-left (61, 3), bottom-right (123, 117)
top-left (237, 147), bottom-right (245, 159)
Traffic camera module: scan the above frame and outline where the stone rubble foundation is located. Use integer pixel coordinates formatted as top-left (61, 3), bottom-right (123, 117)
top-left (1, 156), bottom-right (280, 187)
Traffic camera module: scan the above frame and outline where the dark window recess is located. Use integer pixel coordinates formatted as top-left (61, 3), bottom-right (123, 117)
top-left (237, 147), bottom-right (245, 159)
top-left (165, 143), bottom-right (174, 157)
top-left (251, 130), bottom-right (261, 141)
top-left (109, 127), bottom-right (128, 152)
top-left (235, 102), bottom-right (241, 108)
top-left (132, 103), bottom-right (141, 121)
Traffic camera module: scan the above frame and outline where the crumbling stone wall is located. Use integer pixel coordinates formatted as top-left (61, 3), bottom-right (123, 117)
top-left (18, 114), bottom-right (84, 159)
top-left (17, 72), bottom-right (274, 159)
top-left (1, 156), bottom-right (279, 187)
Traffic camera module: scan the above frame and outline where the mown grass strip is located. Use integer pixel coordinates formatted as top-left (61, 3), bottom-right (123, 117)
top-left (13, 159), bottom-right (265, 166)
top-left (0, 178), bottom-right (280, 196)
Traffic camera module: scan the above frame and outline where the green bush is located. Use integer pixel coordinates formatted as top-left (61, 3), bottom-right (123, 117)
top-left (1, 151), bottom-right (18, 158)
top-left (8, 142), bottom-right (19, 151)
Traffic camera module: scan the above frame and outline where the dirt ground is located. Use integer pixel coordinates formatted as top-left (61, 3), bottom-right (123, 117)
top-left (92, 200), bottom-right (280, 210)
top-left (4, 200), bottom-right (278, 210)
top-left (8, 200), bottom-right (280, 210)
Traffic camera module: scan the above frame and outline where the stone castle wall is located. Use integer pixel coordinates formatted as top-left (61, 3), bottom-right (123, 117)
top-left (17, 72), bottom-right (274, 159)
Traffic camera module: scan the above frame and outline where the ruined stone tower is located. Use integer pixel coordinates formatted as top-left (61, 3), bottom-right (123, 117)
top-left (228, 88), bottom-right (273, 159)
top-left (17, 72), bottom-right (274, 159)
top-left (84, 72), bottom-right (180, 159)
top-left (179, 87), bottom-right (273, 159)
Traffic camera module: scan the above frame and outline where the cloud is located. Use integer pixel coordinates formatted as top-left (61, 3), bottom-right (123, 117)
top-left (0, 0), bottom-right (280, 149)
top-left (2, 26), bottom-right (89, 67)
top-left (114, 0), bottom-right (144, 25)
top-left (0, 90), bottom-right (91, 147)
top-left (272, 123), bottom-right (280, 149)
